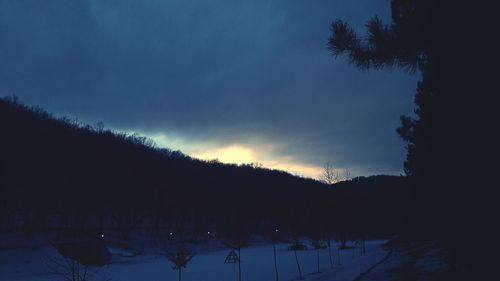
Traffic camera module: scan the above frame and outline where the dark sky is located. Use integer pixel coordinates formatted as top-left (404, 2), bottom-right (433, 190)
top-left (0, 0), bottom-right (418, 178)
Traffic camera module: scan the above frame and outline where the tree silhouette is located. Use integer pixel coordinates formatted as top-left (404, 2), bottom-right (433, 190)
top-left (328, 0), bottom-right (486, 277)
top-left (310, 238), bottom-right (325, 274)
top-left (320, 162), bottom-right (340, 185)
top-left (325, 233), bottom-right (334, 269)
top-left (166, 245), bottom-right (195, 281)
top-left (287, 232), bottom-right (306, 280)
top-left (270, 227), bottom-right (283, 281)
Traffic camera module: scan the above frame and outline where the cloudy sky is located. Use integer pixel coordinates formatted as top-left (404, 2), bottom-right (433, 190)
top-left (0, 0), bottom-right (418, 179)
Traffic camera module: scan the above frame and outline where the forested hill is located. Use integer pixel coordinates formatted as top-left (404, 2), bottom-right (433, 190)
top-left (0, 96), bottom-right (409, 239)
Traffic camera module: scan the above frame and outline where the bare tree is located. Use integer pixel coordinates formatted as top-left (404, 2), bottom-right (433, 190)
top-left (320, 162), bottom-right (340, 185)
top-left (250, 162), bottom-right (263, 169)
top-left (321, 164), bottom-right (352, 184)
top-left (292, 246), bottom-right (303, 280)
top-left (310, 238), bottom-right (326, 274)
top-left (166, 245), bottom-right (196, 281)
top-left (336, 239), bottom-right (342, 265)
top-left (46, 256), bottom-right (91, 281)
top-left (46, 254), bottom-right (110, 281)
top-left (287, 235), bottom-right (306, 280)
top-left (342, 168), bottom-right (351, 181)
top-left (271, 227), bottom-right (282, 281)
top-left (326, 234), bottom-right (334, 269)
top-left (272, 242), bottom-right (279, 281)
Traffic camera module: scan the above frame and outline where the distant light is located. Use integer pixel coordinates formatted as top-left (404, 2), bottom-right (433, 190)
top-left (101, 234), bottom-right (104, 238)
top-left (207, 231), bottom-right (211, 235)
top-left (170, 232), bottom-right (173, 236)
top-left (275, 228), bottom-right (279, 232)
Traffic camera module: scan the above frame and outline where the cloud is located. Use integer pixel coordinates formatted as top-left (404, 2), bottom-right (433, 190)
top-left (0, 0), bottom-right (419, 177)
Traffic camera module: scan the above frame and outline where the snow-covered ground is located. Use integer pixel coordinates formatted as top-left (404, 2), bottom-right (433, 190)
top-left (1, 240), bottom-right (389, 281)
top-left (356, 240), bottom-right (448, 281)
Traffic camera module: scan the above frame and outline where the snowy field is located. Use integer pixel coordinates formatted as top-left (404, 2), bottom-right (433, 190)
top-left (0, 240), bottom-right (388, 281)
top-left (357, 240), bottom-right (447, 281)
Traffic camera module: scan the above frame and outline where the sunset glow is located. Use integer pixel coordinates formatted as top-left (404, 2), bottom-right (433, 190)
top-left (146, 132), bottom-right (324, 179)
top-left (192, 145), bottom-right (256, 164)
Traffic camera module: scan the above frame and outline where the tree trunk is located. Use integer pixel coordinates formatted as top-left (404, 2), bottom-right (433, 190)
top-left (238, 248), bottom-right (241, 281)
top-left (294, 250), bottom-right (303, 280)
top-left (316, 248), bottom-right (320, 273)
top-left (273, 242), bottom-right (279, 281)
top-left (337, 243), bottom-right (341, 265)
top-left (327, 239), bottom-right (333, 269)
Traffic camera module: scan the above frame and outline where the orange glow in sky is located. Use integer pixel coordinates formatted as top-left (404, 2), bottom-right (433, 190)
top-left (192, 145), bottom-right (256, 164)
top-left (145, 132), bottom-right (323, 179)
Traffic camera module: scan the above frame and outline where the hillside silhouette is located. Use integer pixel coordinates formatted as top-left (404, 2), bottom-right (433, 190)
top-left (0, 96), bottom-right (409, 242)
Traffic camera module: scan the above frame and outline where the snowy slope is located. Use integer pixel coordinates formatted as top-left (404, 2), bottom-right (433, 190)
top-left (356, 240), bottom-right (448, 281)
